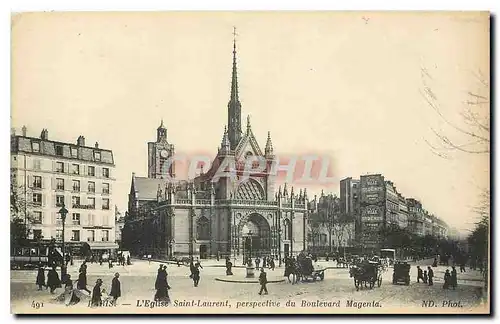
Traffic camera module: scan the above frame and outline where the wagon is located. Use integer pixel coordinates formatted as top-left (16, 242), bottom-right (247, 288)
top-left (298, 257), bottom-right (325, 282)
top-left (349, 261), bottom-right (382, 290)
top-left (392, 262), bottom-right (410, 285)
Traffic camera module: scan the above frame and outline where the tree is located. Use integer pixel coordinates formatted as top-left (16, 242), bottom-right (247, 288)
top-left (10, 180), bottom-right (34, 246)
top-left (332, 212), bottom-right (352, 255)
top-left (308, 212), bottom-right (323, 249)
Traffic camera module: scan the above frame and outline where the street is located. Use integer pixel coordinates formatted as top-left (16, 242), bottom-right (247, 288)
top-left (10, 259), bottom-right (488, 314)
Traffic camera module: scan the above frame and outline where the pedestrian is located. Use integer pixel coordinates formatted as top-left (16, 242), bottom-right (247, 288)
top-left (443, 269), bottom-right (451, 289)
top-left (91, 279), bottom-right (103, 307)
top-left (427, 266), bottom-right (434, 286)
top-left (195, 259), bottom-right (203, 269)
top-left (432, 258), bottom-right (437, 267)
top-left (192, 263), bottom-right (201, 287)
top-left (36, 266), bottom-right (45, 291)
top-left (47, 266), bottom-right (61, 294)
top-left (79, 261), bottom-right (87, 273)
top-left (110, 273), bottom-right (121, 306)
top-left (255, 257), bottom-right (260, 269)
top-left (226, 258), bottom-right (233, 275)
top-left (108, 258), bottom-right (113, 269)
top-left (127, 255), bottom-right (131, 266)
top-left (155, 265), bottom-right (164, 289)
top-left (77, 269), bottom-right (91, 294)
top-left (258, 268), bottom-right (268, 295)
top-left (270, 257), bottom-right (275, 271)
top-left (423, 270), bottom-right (428, 284)
top-left (263, 256), bottom-right (267, 269)
top-left (417, 266), bottom-right (424, 283)
top-left (148, 254), bottom-right (152, 264)
top-left (451, 266), bottom-right (458, 290)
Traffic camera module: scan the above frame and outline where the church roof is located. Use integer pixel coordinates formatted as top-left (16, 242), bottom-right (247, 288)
top-left (133, 177), bottom-right (169, 201)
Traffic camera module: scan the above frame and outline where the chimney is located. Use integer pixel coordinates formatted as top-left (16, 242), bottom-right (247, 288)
top-left (95, 142), bottom-right (99, 148)
top-left (77, 135), bottom-right (86, 146)
top-left (40, 129), bottom-right (48, 140)
top-left (22, 125), bottom-right (27, 137)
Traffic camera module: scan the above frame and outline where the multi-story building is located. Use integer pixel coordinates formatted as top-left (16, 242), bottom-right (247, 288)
top-left (10, 127), bottom-right (117, 256)
top-left (397, 193), bottom-right (409, 229)
top-left (340, 177), bottom-right (360, 242)
top-left (115, 206), bottom-right (126, 248)
top-left (406, 198), bottom-right (425, 236)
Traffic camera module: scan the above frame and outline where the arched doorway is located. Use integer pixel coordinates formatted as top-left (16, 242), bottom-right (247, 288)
top-left (240, 213), bottom-right (271, 259)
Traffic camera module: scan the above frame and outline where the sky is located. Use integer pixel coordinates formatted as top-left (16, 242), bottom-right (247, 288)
top-left (11, 12), bottom-right (489, 234)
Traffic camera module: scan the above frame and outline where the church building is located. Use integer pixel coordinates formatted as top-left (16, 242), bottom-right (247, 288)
top-left (124, 34), bottom-right (309, 260)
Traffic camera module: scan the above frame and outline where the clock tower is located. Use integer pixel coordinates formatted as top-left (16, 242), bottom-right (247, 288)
top-left (148, 120), bottom-right (175, 179)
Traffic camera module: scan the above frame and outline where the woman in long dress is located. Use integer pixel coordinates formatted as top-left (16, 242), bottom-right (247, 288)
top-left (91, 279), bottom-right (103, 307)
top-left (110, 273), bottom-right (121, 306)
top-left (47, 267), bottom-right (61, 294)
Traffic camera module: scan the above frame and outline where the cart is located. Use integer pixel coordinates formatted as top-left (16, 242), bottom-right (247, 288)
top-left (392, 262), bottom-right (410, 285)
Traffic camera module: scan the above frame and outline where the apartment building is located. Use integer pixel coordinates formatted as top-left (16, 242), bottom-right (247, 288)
top-left (10, 126), bottom-right (117, 255)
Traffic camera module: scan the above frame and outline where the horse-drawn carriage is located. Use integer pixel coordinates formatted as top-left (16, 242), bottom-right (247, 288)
top-left (349, 260), bottom-right (383, 291)
top-left (392, 262), bottom-right (410, 285)
top-left (285, 254), bottom-right (326, 284)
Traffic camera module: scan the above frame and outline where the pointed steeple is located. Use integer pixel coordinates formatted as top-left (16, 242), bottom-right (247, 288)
top-left (227, 27), bottom-right (242, 150)
top-left (265, 131), bottom-right (274, 157)
top-left (220, 126), bottom-right (231, 154)
top-left (157, 119), bottom-right (167, 142)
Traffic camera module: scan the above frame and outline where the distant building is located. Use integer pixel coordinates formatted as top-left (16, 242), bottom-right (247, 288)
top-left (406, 198), bottom-right (425, 236)
top-left (10, 126), bottom-right (118, 256)
top-left (115, 206), bottom-right (126, 248)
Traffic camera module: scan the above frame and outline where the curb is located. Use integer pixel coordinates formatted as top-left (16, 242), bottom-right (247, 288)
top-left (215, 277), bottom-right (286, 284)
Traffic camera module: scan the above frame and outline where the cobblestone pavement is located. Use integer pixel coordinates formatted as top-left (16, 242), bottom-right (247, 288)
top-left (11, 260), bottom-right (489, 314)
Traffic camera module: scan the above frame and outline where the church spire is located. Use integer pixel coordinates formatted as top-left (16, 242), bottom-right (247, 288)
top-left (265, 131), bottom-right (274, 157)
top-left (220, 125), bottom-right (231, 154)
top-left (227, 27), bottom-right (242, 150)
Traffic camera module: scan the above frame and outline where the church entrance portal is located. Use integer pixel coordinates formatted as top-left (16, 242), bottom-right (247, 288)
top-left (199, 245), bottom-right (208, 259)
top-left (240, 213), bottom-right (271, 260)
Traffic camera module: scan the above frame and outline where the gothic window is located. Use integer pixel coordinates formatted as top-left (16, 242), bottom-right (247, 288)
top-left (283, 218), bottom-right (292, 240)
top-left (235, 179), bottom-right (265, 200)
top-left (197, 216), bottom-right (210, 240)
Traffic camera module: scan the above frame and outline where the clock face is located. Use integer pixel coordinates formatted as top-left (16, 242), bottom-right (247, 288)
top-left (160, 150), bottom-right (168, 158)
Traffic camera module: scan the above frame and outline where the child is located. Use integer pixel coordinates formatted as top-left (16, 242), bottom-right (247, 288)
top-left (423, 270), bottom-right (428, 284)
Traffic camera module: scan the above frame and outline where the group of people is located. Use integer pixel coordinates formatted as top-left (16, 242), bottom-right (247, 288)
top-left (34, 260), bottom-right (121, 307)
top-left (417, 265), bottom-right (458, 289)
top-left (416, 265), bottom-right (435, 285)
top-left (245, 256), bottom-right (276, 271)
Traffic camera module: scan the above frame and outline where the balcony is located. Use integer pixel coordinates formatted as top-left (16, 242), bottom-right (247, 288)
top-left (72, 204), bottom-right (95, 210)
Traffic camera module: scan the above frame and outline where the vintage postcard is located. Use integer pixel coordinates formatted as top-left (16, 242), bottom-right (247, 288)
top-left (10, 11), bottom-right (490, 315)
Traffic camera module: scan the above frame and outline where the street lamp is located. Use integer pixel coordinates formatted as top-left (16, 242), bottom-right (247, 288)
top-left (58, 203), bottom-right (68, 278)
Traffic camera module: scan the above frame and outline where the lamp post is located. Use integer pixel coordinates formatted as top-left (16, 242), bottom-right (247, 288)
top-left (58, 203), bottom-right (68, 278)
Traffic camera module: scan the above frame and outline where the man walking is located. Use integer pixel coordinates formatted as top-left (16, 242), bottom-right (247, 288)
top-left (417, 266), bottom-right (424, 283)
top-left (110, 273), bottom-right (121, 306)
top-left (427, 266), bottom-right (434, 286)
top-left (451, 266), bottom-right (458, 290)
top-left (258, 268), bottom-right (268, 295)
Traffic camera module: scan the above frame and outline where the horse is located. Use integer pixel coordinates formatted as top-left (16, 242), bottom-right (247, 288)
top-left (284, 261), bottom-right (302, 284)
top-left (349, 265), bottom-right (375, 291)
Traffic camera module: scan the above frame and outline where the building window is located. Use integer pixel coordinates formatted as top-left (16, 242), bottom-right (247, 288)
top-left (102, 168), bottom-right (110, 178)
top-left (88, 181), bottom-right (95, 193)
top-left (55, 145), bottom-right (63, 156)
top-left (56, 195), bottom-right (65, 207)
top-left (102, 198), bottom-right (110, 210)
top-left (72, 196), bottom-right (81, 208)
top-left (72, 164), bottom-right (80, 175)
top-left (56, 162), bottom-right (64, 173)
top-left (56, 178), bottom-right (64, 190)
top-left (87, 230), bottom-right (95, 242)
top-left (32, 142), bottom-right (40, 152)
top-left (102, 230), bottom-right (109, 242)
top-left (70, 147), bottom-right (78, 158)
top-left (94, 151), bottom-right (101, 161)
top-left (72, 213), bottom-right (81, 225)
top-left (88, 166), bottom-right (95, 176)
top-left (32, 193), bottom-right (42, 205)
top-left (56, 230), bottom-right (63, 241)
top-left (102, 183), bottom-right (109, 194)
top-left (72, 180), bottom-right (80, 192)
top-left (32, 211), bottom-right (42, 224)
top-left (88, 197), bottom-right (95, 209)
top-left (71, 230), bottom-right (80, 242)
top-left (33, 159), bottom-right (41, 170)
top-left (33, 176), bottom-right (42, 189)
top-left (196, 217), bottom-right (210, 240)
top-left (33, 229), bottom-right (42, 240)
